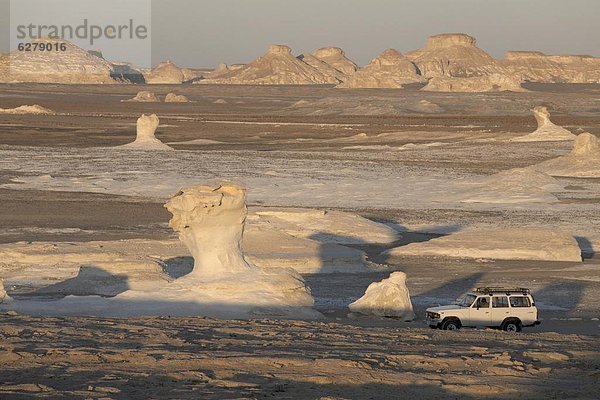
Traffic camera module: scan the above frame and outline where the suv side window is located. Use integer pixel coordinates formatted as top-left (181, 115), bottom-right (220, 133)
top-left (510, 296), bottom-right (531, 308)
top-left (473, 296), bottom-right (490, 308)
top-left (492, 296), bottom-right (509, 308)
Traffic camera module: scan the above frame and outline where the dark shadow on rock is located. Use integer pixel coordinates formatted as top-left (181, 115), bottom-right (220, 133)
top-left (162, 256), bottom-right (194, 279)
top-left (575, 236), bottom-right (595, 259)
top-left (533, 280), bottom-right (585, 314)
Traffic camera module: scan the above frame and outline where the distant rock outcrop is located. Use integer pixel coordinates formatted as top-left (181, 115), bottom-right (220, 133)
top-left (297, 53), bottom-right (346, 83)
top-left (119, 114), bottom-right (173, 151)
top-left (502, 51), bottom-right (567, 83)
top-left (512, 106), bottom-right (576, 142)
top-left (165, 93), bottom-right (191, 103)
top-left (547, 55), bottom-right (600, 83)
top-left (0, 38), bottom-right (117, 84)
top-left (0, 104), bottom-right (55, 115)
top-left (337, 49), bottom-right (426, 88)
top-left (123, 91), bottom-right (160, 102)
top-left (313, 47), bottom-right (358, 76)
top-left (146, 61), bottom-right (185, 84)
top-left (533, 132), bottom-right (600, 177)
top-left (200, 45), bottom-right (340, 85)
top-left (406, 33), bottom-right (506, 78)
top-left (208, 63), bottom-right (231, 78)
top-left (422, 73), bottom-right (525, 92)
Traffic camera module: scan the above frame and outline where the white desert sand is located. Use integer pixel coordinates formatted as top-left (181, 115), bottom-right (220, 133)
top-left (200, 45), bottom-right (340, 85)
top-left (406, 33), bottom-right (506, 78)
top-left (349, 272), bottom-right (415, 320)
top-left (164, 93), bottom-right (191, 103)
top-left (123, 91), bottom-right (160, 102)
top-left (313, 47), bottom-right (358, 76)
top-left (422, 73), bottom-right (525, 92)
top-left (0, 105), bottom-right (55, 115)
top-left (0, 38), bottom-right (116, 84)
top-left (145, 61), bottom-right (185, 84)
top-left (119, 114), bottom-right (173, 151)
top-left (511, 106), bottom-right (576, 142)
top-left (532, 132), bottom-right (600, 177)
top-left (337, 49), bottom-right (426, 88)
top-left (383, 229), bottom-right (583, 262)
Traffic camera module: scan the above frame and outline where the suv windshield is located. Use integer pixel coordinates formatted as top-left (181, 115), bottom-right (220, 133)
top-left (456, 294), bottom-right (477, 307)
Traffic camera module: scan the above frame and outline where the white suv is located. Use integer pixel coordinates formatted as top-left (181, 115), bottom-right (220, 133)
top-left (425, 287), bottom-right (540, 332)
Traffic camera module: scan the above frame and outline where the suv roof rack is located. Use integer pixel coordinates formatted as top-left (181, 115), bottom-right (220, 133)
top-left (475, 287), bottom-right (530, 295)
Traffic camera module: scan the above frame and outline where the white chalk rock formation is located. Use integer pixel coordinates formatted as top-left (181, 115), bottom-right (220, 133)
top-left (208, 63), bottom-right (231, 78)
top-left (313, 47), bottom-right (358, 76)
top-left (0, 278), bottom-right (12, 304)
top-left (512, 106), bottom-right (576, 142)
top-left (349, 272), bottom-right (415, 320)
top-left (165, 93), bottom-right (191, 103)
top-left (502, 51), bottom-right (567, 83)
top-left (145, 61), bottom-right (185, 84)
top-left (533, 132), bottom-right (600, 177)
top-left (406, 33), bottom-right (506, 78)
top-left (337, 49), bottom-right (426, 88)
top-left (422, 73), bottom-right (525, 92)
top-left (548, 55), bottom-right (600, 83)
top-left (0, 38), bottom-right (117, 84)
top-left (384, 229), bottom-right (582, 262)
top-left (0, 105), bottom-right (55, 115)
top-left (119, 114), bottom-right (173, 151)
top-left (123, 91), bottom-right (160, 102)
top-left (161, 183), bottom-right (319, 317)
top-left (200, 45), bottom-right (340, 85)
top-left (297, 53), bottom-right (346, 83)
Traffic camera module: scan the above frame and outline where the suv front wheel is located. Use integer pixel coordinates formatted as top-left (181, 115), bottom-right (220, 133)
top-left (441, 318), bottom-right (462, 330)
top-left (501, 318), bottom-right (522, 332)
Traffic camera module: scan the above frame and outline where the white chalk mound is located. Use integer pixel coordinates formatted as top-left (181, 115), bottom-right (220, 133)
top-left (349, 272), bottom-right (415, 320)
top-left (512, 106), bottom-right (576, 142)
top-left (313, 47), bottom-right (358, 76)
top-left (383, 229), bottom-right (582, 262)
top-left (165, 93), bottom-right (191, 103)
top-left (145, 61), bottom-right (184, 84)
top-left (337, 49), bottom-right (426, 88)
top-left (422, 73), bottom-right (525, 92)
top-left (123, 91), bottom-right (160, 102)
top-left (406, 33), bottom-right (506, 78)
top-left (0, 38), bottom-right (117, 84)
top-left (0, 105), bottom-right (55, 115)
top-left (0, 278), bottom-right (11, 304)
top-left (119, 114), bottom-right (173, 151)
top-left (200, 45), bottom-right (340, 85)
top-left (533, 132), bottom-right (600, 177)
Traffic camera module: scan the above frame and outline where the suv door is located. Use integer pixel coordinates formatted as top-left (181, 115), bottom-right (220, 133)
top-left (491, 295), bottom-right (510, 326)
top-left (469, 296), bottom-right (491, 327)
top-left (509, 295), bottom-right (536, 325)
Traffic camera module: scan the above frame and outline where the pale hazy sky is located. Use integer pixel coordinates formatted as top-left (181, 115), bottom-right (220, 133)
top-left (2, 0), bottom-right (600, 68)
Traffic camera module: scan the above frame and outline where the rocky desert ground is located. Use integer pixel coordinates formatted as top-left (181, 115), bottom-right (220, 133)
top-left (0, 80), bottom-right (599, 398)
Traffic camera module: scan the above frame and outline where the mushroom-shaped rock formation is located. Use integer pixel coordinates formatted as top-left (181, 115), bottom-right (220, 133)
top-left (162, 183), bottom-right (320, 317)
top-left (422, 73), bottom-right (525, 92)
top-left (146, 61), bottom-right (185, 84)
top-left (512, 106), bottom-right (576, 142)
top-left (337, 49), bottom-right (426, 88)
top-left (123, 91), bottom-right (160, 102)
top-left (200, 44), bottom-right (340, 85)
top-left (348, 272), bottom-right (415, 320)
top-left (0, 278), bottom-right (12, 304)
top-left (297, 53), bottom-right (346, 83)
top-left (406, 33), bottom-right (506, 78)
top-left (533, 132), bottom-right (600, 177)
top-left (502, 51), bottom-right (567, 83)
top-left (119, 114), bottom-right (173, 151)
top-left (313, 47), bottom-right (358, 76)
top-left (165, 93), bottom-right (191, 103)
top-left (0, 38), bottom-right (117, 84)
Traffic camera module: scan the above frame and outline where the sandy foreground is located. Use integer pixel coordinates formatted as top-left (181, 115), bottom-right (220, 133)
top-left (1, 314), bottom-right (599, 399)
top-left (1, 83), bottom-right (600, 398)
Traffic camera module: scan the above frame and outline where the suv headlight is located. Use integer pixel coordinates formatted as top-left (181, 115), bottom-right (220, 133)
top-left (426, 312), bottom-right (441, 319)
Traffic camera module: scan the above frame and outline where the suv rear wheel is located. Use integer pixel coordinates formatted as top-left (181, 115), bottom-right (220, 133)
top-left (441, 318), bottom-right (461, 330)
top-left (501, 318), bottom-right (522, 332)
